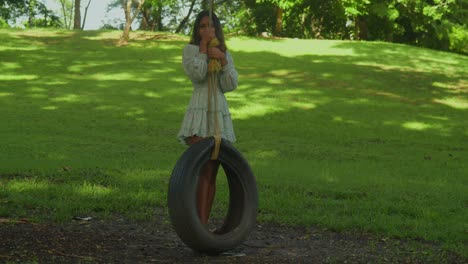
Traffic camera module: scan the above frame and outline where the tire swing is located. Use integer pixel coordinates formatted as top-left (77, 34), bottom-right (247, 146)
top-left (168, 138), bottom-right (258, 254)
top-left (167, 1), bottom-right (258, 254)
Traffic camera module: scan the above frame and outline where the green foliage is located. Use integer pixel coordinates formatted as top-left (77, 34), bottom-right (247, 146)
top-left (240, 0), bottom-right (467, 54)
top-left (0, 17), bottom-right (9, 28)
top-left (2, 0), bottom-right (467, 52)
top-left (342, 0), bottom-right (371, 16)
top-left (0, 0), bottom-right (57, 28)
top-left (257, 0), bottom-right (296, 9)
top-left (0, 0), bottom-right (28, 24)
top-left (448, 24), bottom-right (468, 54)
top-left (100, 23), bottom-right (119, 30)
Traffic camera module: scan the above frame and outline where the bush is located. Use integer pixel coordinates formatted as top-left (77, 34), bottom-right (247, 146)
top-left (100, 24), bottom-right (117, 30)
top-left (449, 24), bottom-right (468, 55)
top-left (0, 18), bottom-right (10, 29)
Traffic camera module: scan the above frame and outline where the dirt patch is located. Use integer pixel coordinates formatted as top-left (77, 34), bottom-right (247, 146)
top-left (0, 211), bottom-right (464, 263)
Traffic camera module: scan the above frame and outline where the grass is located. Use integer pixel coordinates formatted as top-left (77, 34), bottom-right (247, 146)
top-left (0, 28), bottom-right (467, 256)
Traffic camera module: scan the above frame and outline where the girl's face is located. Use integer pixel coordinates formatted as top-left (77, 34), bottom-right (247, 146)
top-left (198, 16), bottom-right (212, 37)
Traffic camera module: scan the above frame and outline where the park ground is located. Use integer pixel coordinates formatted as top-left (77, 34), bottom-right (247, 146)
top-left (1, 210), bottom-right (465, 263)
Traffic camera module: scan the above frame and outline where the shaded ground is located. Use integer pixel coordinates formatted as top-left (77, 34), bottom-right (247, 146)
top-left (0, 211), bottom-right (465, 263)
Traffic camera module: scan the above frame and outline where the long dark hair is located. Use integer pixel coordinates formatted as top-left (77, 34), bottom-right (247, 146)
top-left (189, 10), bottom-right (227, 52)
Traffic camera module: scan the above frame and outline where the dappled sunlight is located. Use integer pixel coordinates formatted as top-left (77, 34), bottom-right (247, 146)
top-left (8, 180), bottom-right (49, 192)
top-left (51, 94), bottom-right (82, 103)
top-left (252, 149), bottom-right (279, 159)
top-left (77, 182), bottom-right (112, 197)
top-left (88, 73), bottom-right (150, 81)
top-left (420, 115), bottom-right (449, 121)
top-left (291, 101), bottom-right (317, 110)
top-left (125, 107), bottom-right (146, 119)
top-left (432, 80), bottom-right (467, 95)
top-left (1, 29), bottom-right (466, 173)
top-left (332, 41), bottom-right (468, 77)
top-left (143, 91), bottom-right (161, 98)
top-left (364, 90), bottom-right (415, 105)
top-left (402, 121), bottom-right (432, 131)
top-left (333, 116), bottom-right (359, 125)
top-left (169, 77), bottom-right (186, 83)
top-left (1, 62), bottom-right (20, 70)
top-left (0, 74), bottom-right (38, 81)
top-left (41, 105), bottom-right (58, 111)
top-left (128, 88), bottom-right (160, 98)
top-left (266, 77), bottom-right (284, 85)
top-left (28, 87), bottom-right (47, 93)
top-left (231, 103), bottom-right (282, 120)
top-left (44, 79), bottom-right (68, 85)
top-left (433, 97), bottom-right (468, 110)
top-left (230, 37), bottom-right (357, 57)
top-left (0, 46), bottom-right (42, 51)
top-left (0, 92), bottom-right (13, 97)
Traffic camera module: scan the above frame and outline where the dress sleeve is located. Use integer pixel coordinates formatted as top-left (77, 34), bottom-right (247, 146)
top-left (218, 51), bottom-right (238, 93)
top-left (182, 44), bottom-right (208, 83)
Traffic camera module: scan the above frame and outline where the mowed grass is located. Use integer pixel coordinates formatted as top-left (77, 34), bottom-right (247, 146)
top-left (0, 29), bottom-right (467, 255)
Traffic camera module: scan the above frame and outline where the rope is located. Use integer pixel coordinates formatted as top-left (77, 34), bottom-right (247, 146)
top-left (207, 0), bottom-right (221, 160)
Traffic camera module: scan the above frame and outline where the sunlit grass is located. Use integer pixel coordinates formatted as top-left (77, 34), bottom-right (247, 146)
top-left (0, 28), bottom-right (467, 257)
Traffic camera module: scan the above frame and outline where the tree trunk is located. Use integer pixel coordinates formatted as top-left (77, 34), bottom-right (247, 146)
top-left (175, 0), bottom-right (196, 33)
top-left (81, 0), bottom-right (92, 30)
top-left (73, 0), bottom-right (81, 30)
top-left (119, 0), bottom-right (145, 45)
top-left (59, 0), bottom-right (69, 29)
top-left (274, 6), bottom-right (283, 36)
top-left (156, 0), bottom-right (163, 31)
top-left (28, 0), bottom-right (37, 27)
top-left (355, 15), bottom-right (368, 40)
top-left (140, 9), bottom-right (151, 31)
top-left (69, 0), bottom-right (74, 29)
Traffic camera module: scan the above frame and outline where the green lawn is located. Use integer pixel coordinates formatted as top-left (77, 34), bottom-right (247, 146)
top-left (0, 29), bottom-right (467, 256)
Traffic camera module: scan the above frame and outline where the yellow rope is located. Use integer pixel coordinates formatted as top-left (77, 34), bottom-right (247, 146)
top-left (207, 37), bottom-right (222, 160)
top-left (207, 1), bottom-right (222, 160)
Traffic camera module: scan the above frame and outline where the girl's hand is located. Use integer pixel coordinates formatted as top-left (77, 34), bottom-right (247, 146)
top-left (200, 27), bottom-right (215, 46)
top-left (207, 47), bottom-right (225, 60)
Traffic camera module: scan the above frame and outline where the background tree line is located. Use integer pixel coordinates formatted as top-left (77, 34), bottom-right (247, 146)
top-left (1, 0), bottom-right (466, 54)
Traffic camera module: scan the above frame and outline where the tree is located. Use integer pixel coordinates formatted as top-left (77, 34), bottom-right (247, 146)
top-left (81, 0), bottom-right (92, 29)
top-left (257, 0), bottom-right (297, 36)
top-left (28, 0), bottom-right (37, 27)
top-left (0, 0), bottom-right (28, 25)
top-left (58, 0), bottom-right (74, 29)
top-left (175, 0), bottom-right (196, 33)
top-left (119, 0), bottom-right (145, 45)
top-left (0, 0), bottom-right (58, 28)
top-left (73, 0), bottom-right (81, 29)
top-left (139, 0), bottom-right (165, 31)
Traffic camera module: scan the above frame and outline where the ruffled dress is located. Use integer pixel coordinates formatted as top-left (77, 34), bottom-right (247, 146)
top-left (177, 44), bottom-right (238, 145)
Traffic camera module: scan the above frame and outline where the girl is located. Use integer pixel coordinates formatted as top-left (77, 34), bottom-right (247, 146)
top-left (177, 11), bottom-right (238, 225)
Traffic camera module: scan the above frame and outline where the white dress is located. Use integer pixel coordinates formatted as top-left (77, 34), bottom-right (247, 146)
top-left (177, 44), bottom-right (238, 145)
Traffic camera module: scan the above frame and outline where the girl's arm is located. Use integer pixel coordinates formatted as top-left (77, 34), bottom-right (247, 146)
top-left (182, 44), bottom-right (208, 83)
top-left (218, 51), bottom-right (238, 93)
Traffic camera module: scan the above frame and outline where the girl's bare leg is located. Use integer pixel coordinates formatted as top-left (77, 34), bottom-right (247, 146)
top-left (187, 136), bottom-right (220, 225)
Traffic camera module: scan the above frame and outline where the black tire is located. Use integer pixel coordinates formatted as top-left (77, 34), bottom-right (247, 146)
top-left (168, 138), bottom-right (258, 254)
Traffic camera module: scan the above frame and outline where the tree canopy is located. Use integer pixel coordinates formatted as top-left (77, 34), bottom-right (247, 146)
top-left (0, 0), bottom-right (466, 54)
